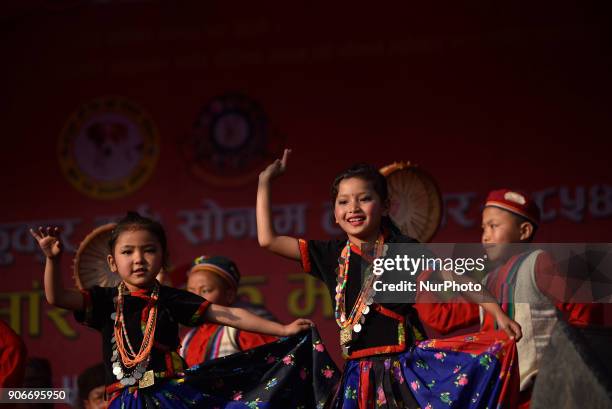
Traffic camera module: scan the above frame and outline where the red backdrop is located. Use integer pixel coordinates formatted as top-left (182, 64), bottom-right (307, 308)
top-left (1, 1), bottom-right (611, 403)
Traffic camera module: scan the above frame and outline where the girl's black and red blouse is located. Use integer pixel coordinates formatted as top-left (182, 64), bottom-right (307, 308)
top-left (75, 285), bottom-right (210, 389)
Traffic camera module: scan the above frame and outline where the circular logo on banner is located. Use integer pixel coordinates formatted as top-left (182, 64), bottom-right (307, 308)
top-left (58, 97), bottom-right (159, 199)
top-left (181, 93), bottom-right (283, 187)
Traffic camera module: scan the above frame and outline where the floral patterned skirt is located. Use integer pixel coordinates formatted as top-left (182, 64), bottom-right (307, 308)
top-left (108, 327), bottom-right (339, 409)
top-left (107, 380), bottom-right (222, 409)
top-left (332, 330), bottom-right (519, 409)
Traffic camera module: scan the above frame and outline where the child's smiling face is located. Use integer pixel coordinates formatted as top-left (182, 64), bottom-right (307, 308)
top-left (107, 228), bottom-right (163, 291)
top-left (334, 177), bottom-right (387, 245)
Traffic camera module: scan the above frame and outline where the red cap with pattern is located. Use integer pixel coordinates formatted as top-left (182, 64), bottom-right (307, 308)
top-left (485, 189), bottom-right (541, 226)
top-left (189, 255), bottom-right (240, 290)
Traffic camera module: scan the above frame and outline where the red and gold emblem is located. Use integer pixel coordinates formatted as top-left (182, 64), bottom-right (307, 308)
top-left (58, 97), bottom-right (159, 200)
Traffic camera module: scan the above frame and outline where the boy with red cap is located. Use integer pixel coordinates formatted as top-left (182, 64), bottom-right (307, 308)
top-left (480, 188), bottom-right (604, 408)
top-left (180, 255), bottom-right (278, 366)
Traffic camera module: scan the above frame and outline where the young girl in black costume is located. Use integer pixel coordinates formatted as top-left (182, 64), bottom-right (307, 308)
top-left (257, 149), bottom-right (523, 409)
top-left (31, 212), bottom-right (335, 408)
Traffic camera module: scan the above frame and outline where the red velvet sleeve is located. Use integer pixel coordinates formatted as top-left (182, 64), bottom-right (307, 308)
top-left (297, 238), bottom-right (311, 274)
top-left (182, 324), bottom-right (217, 368)
top-left (534, 252), bottom-right (610, 327)
top-left (414, 269), bottom-right (480, 334)
top-left (237, 331), bottom-right (278, 351)
top-left (555, 302), bottom-right (611, 327)
top-left (414, 302), bottom-right (480, 335)
top-left (0, 320), bottom-right (27, 388)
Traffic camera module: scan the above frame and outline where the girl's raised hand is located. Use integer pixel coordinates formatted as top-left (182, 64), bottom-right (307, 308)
top-left (29, 226), bottom-right (63, 259)
top-left (282, 318), bottom-right (314, 336)
top-left (259, 148), bottom-right (291, 183)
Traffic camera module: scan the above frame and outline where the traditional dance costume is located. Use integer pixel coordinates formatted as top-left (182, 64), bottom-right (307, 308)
top-left (479, 188), bottom-right (608, 408)
top-left (76, 282), bottom-right (339, 408)
top-left (298, 234), bottom-right (520, 409)
top-left (181, 317), bottom-right (277, 366)
top-left (181, 256), bottom-right (279, 366)
top-left (480, 248), bottom-right (608, 408)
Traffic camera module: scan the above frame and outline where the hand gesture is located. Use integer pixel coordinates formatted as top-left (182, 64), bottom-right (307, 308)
top-left (495, 313), bottom-right (522, 342)
top-left (259, 148), bottom-right (291, 184)
top-left (282, 318), bottom-right (314, 336)
top-left (29, 226), bottom-right (63, 259)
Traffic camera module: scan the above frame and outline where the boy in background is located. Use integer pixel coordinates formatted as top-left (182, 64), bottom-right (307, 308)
top-left (180, 256), bottom-right (277, 366)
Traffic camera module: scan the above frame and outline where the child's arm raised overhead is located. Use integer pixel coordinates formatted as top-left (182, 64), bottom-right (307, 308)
top-left (205, 303), bottom-right (312, 337)
top-left (30, 227), bottom-right (84, 311)
top-left (256, 148), bottom-right (301, 260)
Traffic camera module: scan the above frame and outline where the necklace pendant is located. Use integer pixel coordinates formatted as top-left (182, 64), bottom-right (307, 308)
top-left (339, 326), bottom-right (352, 346)
top-left (138, 370), bottom-right (155, 388)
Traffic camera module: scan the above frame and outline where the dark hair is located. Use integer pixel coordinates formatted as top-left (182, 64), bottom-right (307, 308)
top-left (108, 211), bottom-right (169, 268)
top-left (510, 213), bottom-right (538, 242)
top-left (331, 163), bottom-right (402, 236)
top-left (77, 363), bottom-right (105, 401)
top-left (23, 357), bottom-right (52, 388)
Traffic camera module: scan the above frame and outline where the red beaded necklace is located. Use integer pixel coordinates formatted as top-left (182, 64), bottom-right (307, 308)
top-left (335, 234), bottom-right (385, 347)
top-left (113, 281), bottom-right (159, 369)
